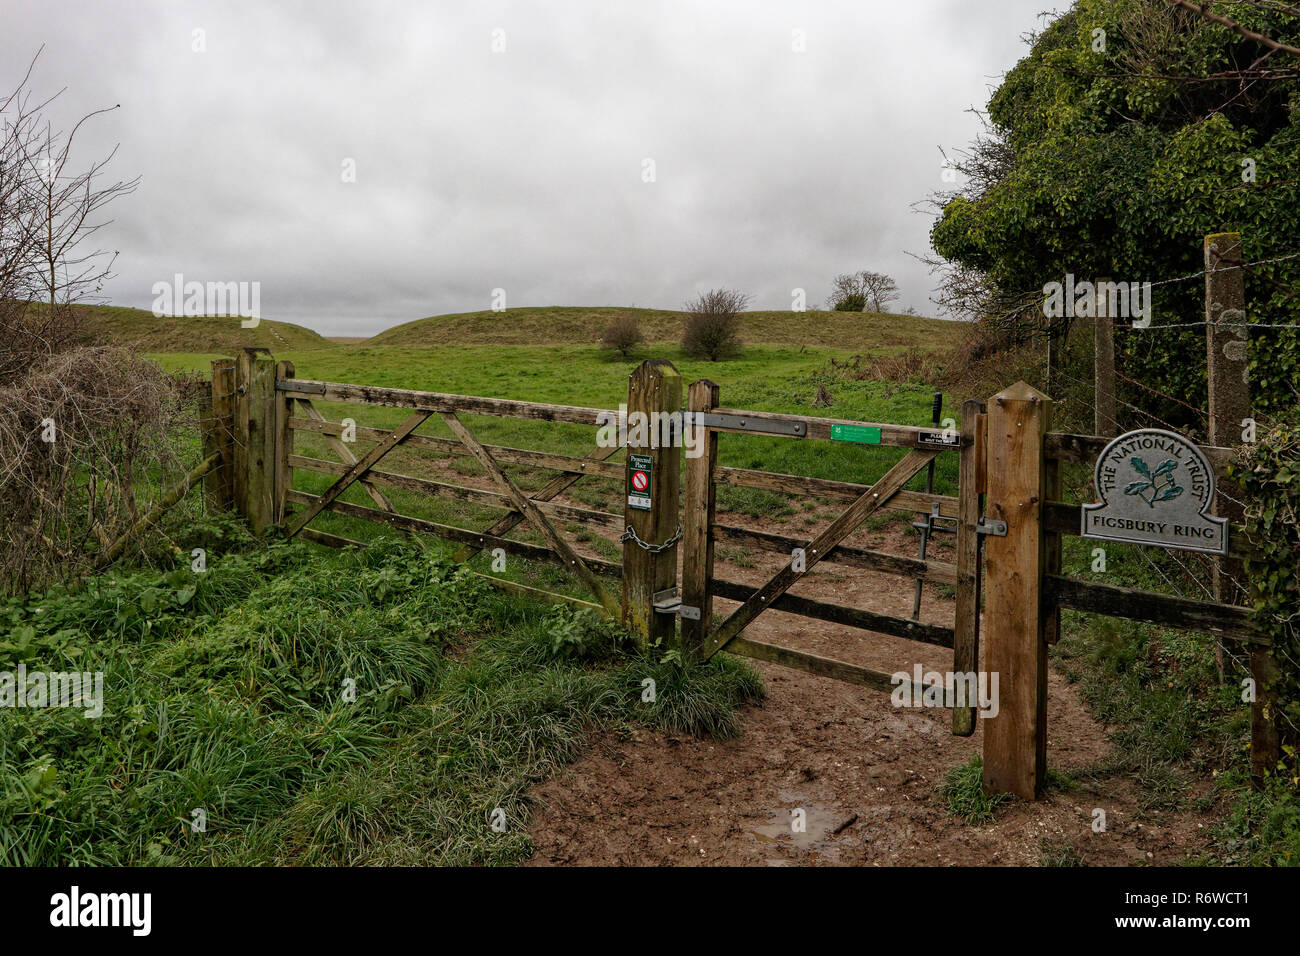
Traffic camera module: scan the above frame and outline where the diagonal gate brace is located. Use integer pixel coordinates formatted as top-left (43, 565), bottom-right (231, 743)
top-left (702, 448), bottom-right (940, 659)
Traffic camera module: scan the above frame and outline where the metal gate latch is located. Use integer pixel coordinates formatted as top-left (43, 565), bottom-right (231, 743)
top-left (976, 517), bottom-right (1008, 536)
top-left (652, 587), bottom-right (701, 620)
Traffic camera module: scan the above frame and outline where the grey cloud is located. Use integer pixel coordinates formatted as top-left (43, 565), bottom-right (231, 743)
top-left (3, 0), bottom-right (1051, 335)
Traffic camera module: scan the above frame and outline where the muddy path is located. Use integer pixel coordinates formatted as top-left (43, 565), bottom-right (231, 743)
top-left (357, 451), bottom-right (1222, 865)
top-left (521, 509), bottom-right (1221, 867)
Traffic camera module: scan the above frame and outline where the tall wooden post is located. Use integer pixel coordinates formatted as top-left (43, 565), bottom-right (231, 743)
top-left (681, 379), bottom-right (719, 660)
top-left (1205, 231), bottom-right (1278, 780)
top-left (234, 347), bottom-right (277, 534)
top-left (204, 358), bottom-right (236, 511)
top-left (952, 398), bottom-right (985, 736)
top-left (982, 381), bottom-right (1051, 800)
top-left (1094, 277), bottom-right (1117, 437)
top-left (621, 360), bottom-right (682, 650)
top-left (274, 360), bottom-right (296, 524)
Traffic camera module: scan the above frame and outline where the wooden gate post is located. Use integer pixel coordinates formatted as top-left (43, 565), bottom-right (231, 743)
top-left (233, 347), bottom-right (277, 534)
top-left (204, 358), bottom-right (236, 511)
top-left (274, 360), bottom-right (296, 524)
top-left (1094, 277), bottom-right (1117, 438)
top-left (982, 381), bottom-right (1051, 800)
top-left (1205, 231), bottom-right (1279, 780)
top-left (952, 398), bottom-right (986, 736)
top-left (621, 360), bottom-right (682, 650)
top-left (681, 379), bottom-right (719, 659)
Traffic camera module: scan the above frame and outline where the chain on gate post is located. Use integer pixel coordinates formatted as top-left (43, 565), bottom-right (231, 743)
top-left (620, 360), bottom-right (682, 650)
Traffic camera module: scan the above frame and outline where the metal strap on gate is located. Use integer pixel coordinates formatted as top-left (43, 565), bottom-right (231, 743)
top-left (685, 411), bottom-right (807, 437)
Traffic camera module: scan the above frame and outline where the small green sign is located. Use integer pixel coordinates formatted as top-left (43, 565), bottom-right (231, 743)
top-left (627, 454), bottom-right (653, 511)
top-left (830, 424), bottom-right (882, 444)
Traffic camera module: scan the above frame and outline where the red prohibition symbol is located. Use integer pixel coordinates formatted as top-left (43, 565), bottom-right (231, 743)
top-left (631, 470), bottom-right (649, 491)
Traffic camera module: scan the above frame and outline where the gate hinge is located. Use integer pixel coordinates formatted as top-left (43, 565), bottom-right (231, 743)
top-left (652, 587), bottom-right (701, 620)
top-left (976, 517), bottom-right (1007, 536)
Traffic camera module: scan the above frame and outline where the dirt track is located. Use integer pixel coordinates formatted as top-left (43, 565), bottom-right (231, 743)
top-left (524, 520), bottom-right (1220, 867)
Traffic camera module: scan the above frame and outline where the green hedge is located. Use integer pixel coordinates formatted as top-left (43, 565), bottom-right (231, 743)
top-left (1233, 411), bottom-right (1300, 772)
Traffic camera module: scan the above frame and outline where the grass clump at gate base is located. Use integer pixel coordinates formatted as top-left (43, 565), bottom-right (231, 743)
top-left (938, 756), bottom-right (1009, 824)
top-left (0, 530), bottom-right (763, 866)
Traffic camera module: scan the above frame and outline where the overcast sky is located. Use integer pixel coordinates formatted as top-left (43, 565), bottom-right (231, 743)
top-left (4, 0), bottom-right (1057, 336)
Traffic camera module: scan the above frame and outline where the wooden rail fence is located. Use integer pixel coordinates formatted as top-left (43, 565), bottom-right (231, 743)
top-left (206, 348), bottom-right (1268, 801)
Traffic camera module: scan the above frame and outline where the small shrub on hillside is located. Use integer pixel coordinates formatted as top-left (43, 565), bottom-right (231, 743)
top-left (600, 312), bottom-right (644, 359)
top-left (682, 288), bottom-right (748, 361)
top-left (832, 292), bottom-right (866, 312)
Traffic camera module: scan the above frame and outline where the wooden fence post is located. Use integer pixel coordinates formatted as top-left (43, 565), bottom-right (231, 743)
top-left (952, 398), bottom-right (986, 736)
top-left (204, 358), bottom-right (236, 511)
top-left (1205, 231), bottom-right (1279, 780)
top-left (681, 379), bottom-right (719, 660)
top-left (1094, 277), bottom-right (1117, 438)
top-left (621, 360), bottom-right (682, 651)
top-left (234, 347), bottom-right (276, 534)
top-left (275, 360), bottom-right (296, 524)
top-left (982, 381), bottom-right (1051, 800)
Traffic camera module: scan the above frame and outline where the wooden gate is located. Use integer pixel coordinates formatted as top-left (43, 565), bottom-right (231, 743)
top-left (213, 351), bottom-right (1268, 805)
top-left (675, 378), bottom-right (987, 737)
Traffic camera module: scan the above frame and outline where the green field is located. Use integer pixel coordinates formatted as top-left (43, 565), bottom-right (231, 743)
top-left (151, 335), bottom-right (963, 569)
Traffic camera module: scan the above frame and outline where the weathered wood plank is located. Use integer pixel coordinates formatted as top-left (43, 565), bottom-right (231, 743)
top-left (289, 416), bottom-right (626, 479)
top-left (724, 638), bottom-right (905, 695)
top-left (713, 465), bottom-right (959, 517)
top-left (472, 574), bottom-right (603, 612)
top-left (280, 378), bottom-right (614, 428)
top-left (235, 349), bottom-right (277, 533)
top-left (295, 400), bottom-right (395, 513)
top-left (681, 379), bottom-right (720, 659)
top-left (1045, 574), bottom-right (1262, 645)
top-left (711, 522), bottom-right (957, 585)
top-left (440, 412), bottom-right (620, 617)
top-left (981, 381), bottom-right (1050, 801)
top-left (704, 448), bottom-right (940, 658)
top-left (711, 577), bottom-right (955, 647)
top-left (285, 489), bottom-right (622, 576)
top-left (287, 410), bottom-right (431, 535)
top-left (274, 361), bottom-right (296, 524)
top-left (620, 361), bottom-right (682, 648)
top-left (289, 454), bottom-right (622, 530)
top-left (203, 358), bottom-right (236, 512)
top-left (952, 398), bottom-right (985, 736)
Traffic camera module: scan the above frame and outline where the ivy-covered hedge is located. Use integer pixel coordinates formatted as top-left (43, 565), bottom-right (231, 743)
top-left (931, 0), bottom-right (1300, 426)
top-left (1233, 412), bottom-right (1300, 767)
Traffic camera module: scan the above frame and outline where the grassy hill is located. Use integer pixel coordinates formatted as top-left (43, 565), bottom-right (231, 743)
top-left (70, 304), bottom-right (333, 352)
top-left (368, 305), bottom-right (957, 350)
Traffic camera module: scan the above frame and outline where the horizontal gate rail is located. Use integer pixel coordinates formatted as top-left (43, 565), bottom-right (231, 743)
top-left (724, 637), bottom-right (906, 694)
top-left (704, 448), bottom-right (941, 658)
top-left (714, 465), bottom-right (958, 517)
top-left (286, 489), bottom-right (622, 576)
top-left (287, 410), bottom-right (430, 535)
top-left (711, 577), bottom-right (955, 647)
top-left (289, 416), bottom-right (625, 480)
top-left (439, 410), bottom-right (619, 616)
top-left (711, 522), bottom-right (957, 584)
top-left (289, 454), bottom-right (622, 530)
top-left (279, 378), bottom-right (615, 427)
top-left (1045, 575), bottom-right (1261, 645)
top-left (297, 524), bottom-right (605, 613)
